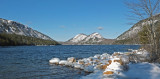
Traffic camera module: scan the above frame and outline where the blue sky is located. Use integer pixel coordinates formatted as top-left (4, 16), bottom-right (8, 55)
top-left (1, 0), bottom-right (132, 41)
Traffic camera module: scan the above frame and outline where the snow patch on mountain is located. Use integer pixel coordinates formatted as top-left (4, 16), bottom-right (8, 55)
top-left (83, 32), bottom-right (104, 42)
top-left (70, 33), bottom-right (87, 42)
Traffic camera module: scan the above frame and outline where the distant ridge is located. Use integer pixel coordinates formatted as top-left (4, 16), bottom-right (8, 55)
top-left (63, 32), bottom-right (115, 45)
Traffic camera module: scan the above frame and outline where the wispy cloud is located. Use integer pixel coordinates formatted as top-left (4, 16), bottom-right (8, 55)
top-left (97, 26), bottom-right (103, 30)
top-left (59, 25), bottom-right (65, 28)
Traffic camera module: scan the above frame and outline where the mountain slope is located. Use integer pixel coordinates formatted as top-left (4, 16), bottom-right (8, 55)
top-left (0, 18), bottom-right (53, 40)
top-left (64, 32), bottom-right (115, 45)
top-left (114, 14), bottom-right (160, 44)
top-left (68, 33), bottom-right (87, 43)
top-left (0, 18), bottom-right (59, 46)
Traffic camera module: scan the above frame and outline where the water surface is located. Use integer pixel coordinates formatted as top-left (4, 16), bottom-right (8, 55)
top-left (0, 45), bottom-right (140, 79)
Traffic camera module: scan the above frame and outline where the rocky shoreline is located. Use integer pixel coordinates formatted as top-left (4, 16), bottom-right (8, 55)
top-left (49, 49), bottom-right (158, 79)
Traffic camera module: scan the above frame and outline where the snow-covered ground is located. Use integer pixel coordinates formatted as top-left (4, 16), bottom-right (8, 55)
top-left (80, 62), bottom-right (160, 79)
top-left (119, 62), bottom-right (160, 79)
top-left (49, 49), bottom-right (160, 79)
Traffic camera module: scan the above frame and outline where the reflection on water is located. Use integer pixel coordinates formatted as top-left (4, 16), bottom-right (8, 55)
top-left (0, 45), bottom-right (139, 79)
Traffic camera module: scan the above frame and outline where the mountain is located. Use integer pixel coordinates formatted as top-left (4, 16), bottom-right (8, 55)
top-left (68, 33), bottom-right (87, 43)
top-left (0, 18), bottom-right (53, 40)
top-left (0, 18), bottom-right (59, 46)
top-left (114, 14), bottom-right (160, 44)
top-left (63, 32), bottom-right (115, 45)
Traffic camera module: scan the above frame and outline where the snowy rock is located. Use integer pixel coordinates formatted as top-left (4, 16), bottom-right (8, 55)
top-left (107, 62), bottom-right (123, 71)
top-left (65, 62), bottom-right (73, 67)
top-left (114, 59), bottom-right (123, 65)
top-left (103, 69), bottom-right (114, 75)
top-left (101, 64), bottom-right (110, 70)
top-left (59, 60), bottom-right (68, 65)
top-left (74, 64), bottom-right (84, 69)
top-left (121, 55), bottom-right (130, 64)
top-left (94, 54), bottom-right (101, 59)
top-left (49, 58), bottom-right (60, 64)
top-left (78, 60), bottom-right (85, 65)
top-left (67, 57), bottom-right (76, 63)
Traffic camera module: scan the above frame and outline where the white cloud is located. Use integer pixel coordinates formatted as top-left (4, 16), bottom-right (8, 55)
top-left (97, 27), bottom-right (103, 30)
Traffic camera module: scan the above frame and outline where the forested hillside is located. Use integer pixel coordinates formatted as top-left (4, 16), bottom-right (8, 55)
top-left (0, 33), bottom-right (59, 46)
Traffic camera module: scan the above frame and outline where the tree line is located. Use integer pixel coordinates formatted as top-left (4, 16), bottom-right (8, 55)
top-left (0, 33), bottom-right (60, 46)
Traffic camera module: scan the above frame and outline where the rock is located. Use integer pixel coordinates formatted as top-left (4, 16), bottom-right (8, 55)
top-left (49, 58), bottom-right (60, 64)
top-left (85, 63), bottom-right (92, 66)
top-left (108, 60), bottom-right (112, 64)
top-left (103, 71), bottom-right (114, 75)
top-left (101, 64), bottom-right (110, 70)
top-left (95, 60), bottom-right (100, 63)
top-left (78, 60), bottom-right (85, 65)
top-left (113, 52), bottom-right (120, 56)
top-left (74, 64), bottom-right (84, 69)
top-left (65, 62), bottom-right (73, 67)
top-left (103, 69), bottom-right (114, 75)
top-left (87, 57), bottom-right (94, 61)
top-left (107, 62), bottom-right (123, 71)
top-left (121, 55), bottom-right (129, 64)
top-left (114, 60), bottom-right (123, 65)
top-left (95, 65), bottom-right (102, 69)
top-left (101, 57), bottom-right (106, 60)
top-left (67, 57), bottom-right (76, 63)
top-left (59, 60), bottom-right (67, 65)
top-left (94, 54), bottom-right (101, 59)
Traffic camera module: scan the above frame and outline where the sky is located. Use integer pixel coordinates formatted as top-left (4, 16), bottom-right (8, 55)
top-left (0, 0), bottom-right (132, 41)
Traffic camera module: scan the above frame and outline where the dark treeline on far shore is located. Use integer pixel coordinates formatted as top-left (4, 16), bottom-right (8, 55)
top-left (0, 33), bottom-right (60, 46)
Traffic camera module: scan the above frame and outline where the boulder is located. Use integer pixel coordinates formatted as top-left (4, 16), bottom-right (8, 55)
top-left (67, 57), bottom-right (76, 63)
top-left (74, 64), bottom-right (84, 69)
top-left (103, 71), bottom-right (114, 75)
top-left (94, 54), bottom-right (101, 59)
top-left (114, 59), bottom-right (123, 65)
top-left (85, 63), bottom-right (92, 66)
top-left (49, 58), bottom-right (60, 64)
top-left (101, 64), bottom-right (110, 70)
top-left (108, 60), bottom-right (112, 64)
top-left (78, 60), bottom-right (85, 65)
top-left (103, 69), bottom-right (114, 75)
top-left (59, 60), bottom-right (67, 65)
top-left (65, 62), bottom-right (73, 67)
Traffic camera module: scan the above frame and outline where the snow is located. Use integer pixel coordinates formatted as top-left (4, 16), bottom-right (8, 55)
top-left (84, 32), bottom-right (103, 42)
top-left (80, 70), bottom-right (103, 79)
top-left (119, 62), bottom-right (160, 79)
top-left (107, 62), bottom-right (123, 71)
top-left (59, 60), bottom-right (67, 65)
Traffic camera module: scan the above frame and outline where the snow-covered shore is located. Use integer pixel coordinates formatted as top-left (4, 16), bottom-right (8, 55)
top-left (49, 49), bottom-right (160, 79)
